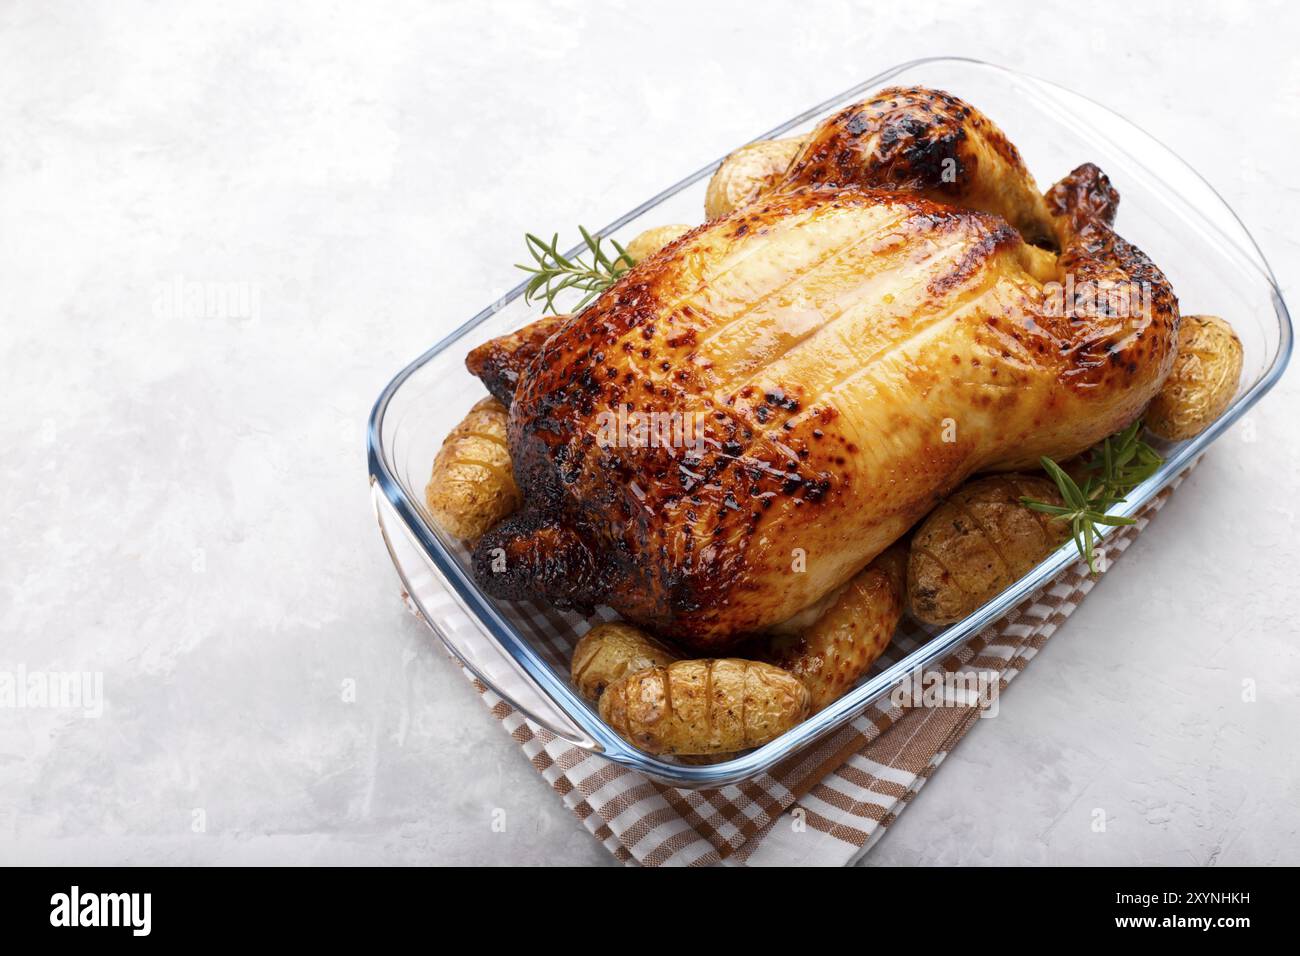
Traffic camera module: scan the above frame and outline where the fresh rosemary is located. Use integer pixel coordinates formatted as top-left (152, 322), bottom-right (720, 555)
top-left (516, 226), bottom-right (634, 316)
top-left (1021, 420), bottom-right (1164, 574)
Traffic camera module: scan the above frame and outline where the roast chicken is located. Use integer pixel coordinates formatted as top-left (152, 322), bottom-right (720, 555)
top-left (467, 86), bottom-right (1180, 651)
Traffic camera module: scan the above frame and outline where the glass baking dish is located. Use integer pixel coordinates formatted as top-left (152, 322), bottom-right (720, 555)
top-left (367, 57), bottom-right (1292, 788)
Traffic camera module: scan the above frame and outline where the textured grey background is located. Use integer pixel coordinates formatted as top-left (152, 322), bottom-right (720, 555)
top-left (1, 0), bottom-right (1297, 866)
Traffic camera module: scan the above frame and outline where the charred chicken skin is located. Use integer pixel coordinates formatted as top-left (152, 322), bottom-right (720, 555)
top-left (468, 86), bottom-right (1180, 652)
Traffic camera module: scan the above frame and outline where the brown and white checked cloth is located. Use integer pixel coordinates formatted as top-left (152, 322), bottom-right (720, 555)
top-left (402, 469), bottom-right (1191, 866)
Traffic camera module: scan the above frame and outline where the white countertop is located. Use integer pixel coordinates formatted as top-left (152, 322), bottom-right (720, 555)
top-left (2, 0), bottom-right (1297, 866)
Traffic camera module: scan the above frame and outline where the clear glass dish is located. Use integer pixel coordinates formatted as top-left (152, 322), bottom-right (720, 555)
top-left (367, 57), bottom-right (1292, 788)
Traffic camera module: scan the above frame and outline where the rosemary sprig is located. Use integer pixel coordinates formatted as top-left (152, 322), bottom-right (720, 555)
top-left (1020, 420), bottom-right (1164, 574)
top-left (516, 226), bottom-right (634, 315)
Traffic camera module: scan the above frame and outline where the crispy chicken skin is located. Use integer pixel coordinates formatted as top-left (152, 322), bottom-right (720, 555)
top-left (469, 86), bottom-right (1179, 651)
top-left (466, 311), bottom-right (571, 407)
top-left (781, 87), bottom-right (1058, 248)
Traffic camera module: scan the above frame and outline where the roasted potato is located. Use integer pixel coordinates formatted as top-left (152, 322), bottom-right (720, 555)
top-left (1145, 315), bottom-right (1243, 441)
top-left (599, 659), bottom-right (810, 755)
top-left (424, 397), bottom-right (521, 542)
top-left (625, 224), bottom-right (693, 264)
top-left (704, 136), bottom-right (806, 220)
top-left (765, 544), bottom-right (907, 711)
top-left (908, 474), bottom-right (1071, 626)
top-left (570, 621), bottom-right (678, 703)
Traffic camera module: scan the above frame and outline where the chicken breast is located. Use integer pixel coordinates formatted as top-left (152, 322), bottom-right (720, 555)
top-left (470, 87), bottom-right (1179, 651)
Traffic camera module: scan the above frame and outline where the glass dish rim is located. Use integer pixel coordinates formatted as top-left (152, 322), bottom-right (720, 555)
top-left (367, 55), bottom-right (1294, 788)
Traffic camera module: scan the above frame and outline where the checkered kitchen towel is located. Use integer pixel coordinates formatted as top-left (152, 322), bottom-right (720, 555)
top-left (402, 468), bottom-right (1192, 866)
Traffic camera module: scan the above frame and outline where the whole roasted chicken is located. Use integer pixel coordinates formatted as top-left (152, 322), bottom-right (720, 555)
top-left (467, 87), bottom-right (1180, 652)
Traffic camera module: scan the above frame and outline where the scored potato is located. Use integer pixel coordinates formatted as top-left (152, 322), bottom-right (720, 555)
top-left (704, 136), bottom-right (807, 220)
top-left (764, 544), bottom-right (907, 711)
top-left (424, 397), bottom-right (521, 542)
top-left (571, 621), bottom-right (678, 702)
top-left (908, 474), bottom-right (1071, 626)
top-left (624, 224), bottom-right (693, 264)
top-left (1145, 315), bottom-right (1243, 441)
top-left (599, 659), bottom-right (810, 756)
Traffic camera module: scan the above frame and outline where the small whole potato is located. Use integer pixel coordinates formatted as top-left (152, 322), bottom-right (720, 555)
top-left (704, 136), bottom-right (807, 220)
top-left (1145, 315), bottom-right (1243, 441)
top-left (599, 659), bottom-right (810, 756)
top-left (908, 474), bottom-right (1072, 626)
top-left (424, 397), bottom-right (521, 542)
top-left (570, 621), bottom-right (678, 702)
top-left (624, 224), bottom-right (693, 264)
top-left (764, 544), bottom-right (906, 711)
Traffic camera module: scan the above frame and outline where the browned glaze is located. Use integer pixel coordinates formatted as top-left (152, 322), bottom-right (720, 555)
top-left (466, 311), bottom-right (572, 406)
top-left (782, 86), bottom-right (1058, 247)
top-left (469, 86), bottom-right (1179, 651)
